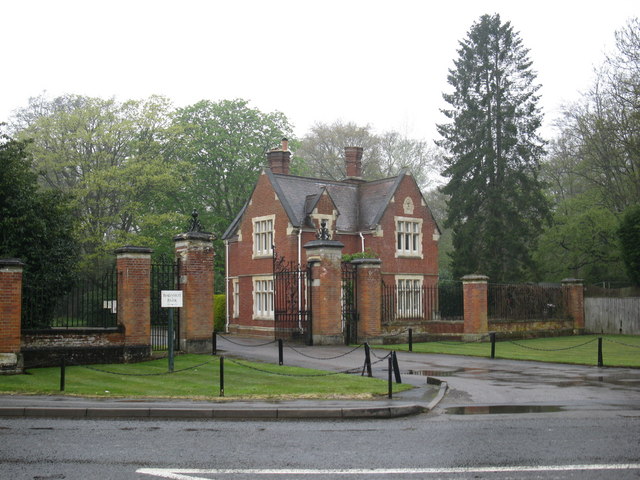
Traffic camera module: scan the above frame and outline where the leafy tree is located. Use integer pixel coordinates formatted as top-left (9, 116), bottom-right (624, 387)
top-left (618, 204), bottom-right (640, 285)
top-left (293, 121), bottom-right (380, 180)
top-left (295, 120), bottom-right (439, 190)
top-left (0, 128), bottom-right (79, 324)
top-left (11, 94), bottom-right (186, 269)
top-left (535, 18), bottom-right (639, 283)
top-left (172, 99), bottom-right (294, 292)
top-left (172, 99), bottom-right (295, 233)
top-left (437, 14), bottom-right (549, 282)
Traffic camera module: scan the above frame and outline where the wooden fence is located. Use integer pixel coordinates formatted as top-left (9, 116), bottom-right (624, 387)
top-left (585, 297), bottom-right (640, 334)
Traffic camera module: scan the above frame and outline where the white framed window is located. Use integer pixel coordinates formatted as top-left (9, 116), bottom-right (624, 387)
top-left (395, 217), bottom-right (423, 258)
top-left (253, 276), bottom-right (274, 319)
top-left (253, 215), bottom-right (275, 258)
top-left (397, 276), bottom-right (423, 318)
top-left (232, 279), bottom-right (239, 318)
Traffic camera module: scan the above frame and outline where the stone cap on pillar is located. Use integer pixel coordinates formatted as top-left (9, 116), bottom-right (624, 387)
top-left (461, 274), bottom-right (489, 283)
top-left (114, 246), bottom-right (153, 256)
top-left (561, 278), bottom-right (584, 285)
top-left (304, 239), bottom-right (345, 250)
top-left (173, 231), bottom-right (215, 242)
top-left (350, 258), bottom-right (382, 266)
top-left (0, 258), bottom-right (25, 268)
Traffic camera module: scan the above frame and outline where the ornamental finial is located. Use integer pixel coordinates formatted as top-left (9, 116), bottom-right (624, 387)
top-left (188, 210), bottom-right (204, 232)
top-left (316, 219), bottom-right (331, 240)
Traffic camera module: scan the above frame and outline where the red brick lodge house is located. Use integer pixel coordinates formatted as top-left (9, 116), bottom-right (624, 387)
top-left (222, 139), bottom-right (441, 344)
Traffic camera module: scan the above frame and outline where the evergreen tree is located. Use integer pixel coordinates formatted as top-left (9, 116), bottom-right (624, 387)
top-left (437, 14), bottom-right (549, 282)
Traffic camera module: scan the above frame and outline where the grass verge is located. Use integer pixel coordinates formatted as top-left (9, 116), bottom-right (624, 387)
top-left (0, 354), bottom-right (412, 399)
top-left (379, 334), bottom-right (640, 367)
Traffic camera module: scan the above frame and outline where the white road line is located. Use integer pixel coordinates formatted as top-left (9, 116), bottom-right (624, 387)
top-left (137, 464), bottom-right (640, 478)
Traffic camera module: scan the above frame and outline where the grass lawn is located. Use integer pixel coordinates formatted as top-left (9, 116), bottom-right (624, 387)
top-left (379, 335), bottom-right (640, 368)
top-left (0, 354), bottom-right (411, 400)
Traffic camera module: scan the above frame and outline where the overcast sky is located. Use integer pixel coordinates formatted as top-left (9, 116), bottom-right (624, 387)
top-left (1, 1), bottom-right (637, 142)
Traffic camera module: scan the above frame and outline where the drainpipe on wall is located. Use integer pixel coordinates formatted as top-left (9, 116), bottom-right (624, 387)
top-left (298, 227), bottom-right (303, 330)
top-left (224, 240), bottom-right (229, 333)
top-left (359, 232), bottom-right (365, 252)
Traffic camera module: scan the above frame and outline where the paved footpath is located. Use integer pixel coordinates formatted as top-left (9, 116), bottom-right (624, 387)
top-left (1, 335), bottom-right (639, 419)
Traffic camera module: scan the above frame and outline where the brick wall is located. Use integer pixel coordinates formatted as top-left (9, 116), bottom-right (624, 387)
top-left (462, 275), bottom-right (489, 336)
top-left (353, 259), bottom-right (382, 340)
top-left (174, 233), bottom-right (215, 353)
top-left (0, 260), bottom-right (23, 355)
top-left (115, 247), bottom-right (152, 359)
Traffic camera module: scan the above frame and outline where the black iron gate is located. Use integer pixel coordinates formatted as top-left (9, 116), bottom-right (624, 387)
top-left (151, 256), bottom-right (180, 351)
top-left (342, 262), bottom-right (358, 344)
top-left (273, 253), bottom-right (312, 345)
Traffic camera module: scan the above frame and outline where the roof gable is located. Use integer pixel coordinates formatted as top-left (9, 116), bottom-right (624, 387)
top-left (222, 168), bottom-right (437, 240)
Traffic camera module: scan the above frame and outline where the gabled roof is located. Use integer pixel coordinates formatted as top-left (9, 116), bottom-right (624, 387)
top-left (222, 169), bottom-right (428, 240)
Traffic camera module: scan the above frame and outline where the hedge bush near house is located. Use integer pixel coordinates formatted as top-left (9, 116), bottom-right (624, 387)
top-left (214, 294), bottom-right (225, 331)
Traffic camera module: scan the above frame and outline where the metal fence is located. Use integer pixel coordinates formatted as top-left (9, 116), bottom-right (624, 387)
top-left (22, 267), bottom-right (118, 330)
top-left (488, 283), bottom-right (565, 321)
top-left (382, 281), bottom-right (463, 323)
top-left (150, 256), bottom-right (180, 351)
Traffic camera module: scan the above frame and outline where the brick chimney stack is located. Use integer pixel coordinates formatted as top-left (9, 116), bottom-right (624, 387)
top-left (267, 138), bottom-right (291, 175)
top-left (345, 146), bottom-right (363, 179)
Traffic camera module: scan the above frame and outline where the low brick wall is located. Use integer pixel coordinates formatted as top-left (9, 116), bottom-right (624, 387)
top-left (21, 328), bottom-right (149, 367)
top-left (489, 319), bottom-right (575, 338)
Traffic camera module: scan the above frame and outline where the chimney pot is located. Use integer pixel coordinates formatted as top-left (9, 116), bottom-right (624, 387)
top-left (281, 138), bottom-right (289, 151)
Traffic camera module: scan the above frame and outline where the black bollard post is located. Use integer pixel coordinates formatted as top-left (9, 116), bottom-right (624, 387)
top-left (278, 338), bottom-right (284, 366)
top-left (363, 343), bottom-right (372, 377)
top-left (490, 332), bottom-right (496, 359)
top-left (598, 337), bottom-right (603, 367)
top-left (392, 351), bottom-right (402, 384)
top-left (388, 355), bottom-right (393, 399)
top-left (219, 356), bottom-right (225, 397)
top-left (60, 356), bottom-right (66, 392)
top-left (212, 331), bottom-right (217, 356)
top-left (408, 328), bottom-right (413, 352)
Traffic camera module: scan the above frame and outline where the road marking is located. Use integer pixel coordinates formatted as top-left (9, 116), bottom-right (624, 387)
top-left (138, 463), bottom-right (640, 478)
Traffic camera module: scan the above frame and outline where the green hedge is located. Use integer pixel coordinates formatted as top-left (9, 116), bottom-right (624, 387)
top-left (213, 294), bottom-right (226, 332)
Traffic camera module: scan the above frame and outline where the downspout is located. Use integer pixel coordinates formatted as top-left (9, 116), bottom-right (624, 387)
top-left (298, 227), bottom-right (303, 331)
top-left (359, 232), bottom-right (365, 252)
top-left (224, 240), bottom-right (229, 333)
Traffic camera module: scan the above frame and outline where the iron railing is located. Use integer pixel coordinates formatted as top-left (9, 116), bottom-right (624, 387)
top-left (382, 281), bottom-right (463, 323)
top-left (150, 256), bottom-right (180, 351)
top-left (488, 283), bottom-right (565, 321)
top-left (22, 267), bottom-right (118, 330)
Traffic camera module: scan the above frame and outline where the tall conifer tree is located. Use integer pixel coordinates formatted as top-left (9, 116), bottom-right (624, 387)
top-left (437, 14), bottom-right (549, 282)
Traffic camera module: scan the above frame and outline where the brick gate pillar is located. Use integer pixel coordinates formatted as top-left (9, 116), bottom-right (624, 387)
top-left (174, 231), bottom-right (215, 353)
top-left (352, 258), bottom-right (382, 342)
top-left (0, 259), bottom-right (24, 374)
top-left (562, 278), bottom-right (585, 334)
top-left (462, 274), bottom-right (489, 339)
top-left (304, 239), bottom-right (344, 345)
top-left (115, 246), bottom-right (153, 362)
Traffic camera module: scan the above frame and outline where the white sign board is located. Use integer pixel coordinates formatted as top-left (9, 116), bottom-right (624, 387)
top-left (161, 290), bottom-right (183, 308)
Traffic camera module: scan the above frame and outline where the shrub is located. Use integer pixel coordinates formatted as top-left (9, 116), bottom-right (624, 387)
top-left (213, 294), bottom-right (226, 331)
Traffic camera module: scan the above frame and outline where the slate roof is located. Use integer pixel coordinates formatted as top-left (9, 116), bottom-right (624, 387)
top-left (222, 169), bottom-right (410, 240)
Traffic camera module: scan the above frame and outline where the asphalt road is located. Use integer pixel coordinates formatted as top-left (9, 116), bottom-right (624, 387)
top-left (1, 408), bottom-right (639, 479)
top-left (1, 337), bottom-right (639, 479)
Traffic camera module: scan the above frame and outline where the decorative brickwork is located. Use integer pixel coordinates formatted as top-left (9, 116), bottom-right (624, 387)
top-left (462, 274), bottom-right (489, 337)
top-left (305, 240), bottom-right (344, 345)
top-left (115, 246), bottom-right (152, 361)
top-left (0, 259), bottom-right (24, 373)
top-left (174, 232), bottom-right (215, 353)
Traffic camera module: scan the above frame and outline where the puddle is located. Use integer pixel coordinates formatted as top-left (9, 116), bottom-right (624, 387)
top-left (445, 405), bottom-right (564, 415)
